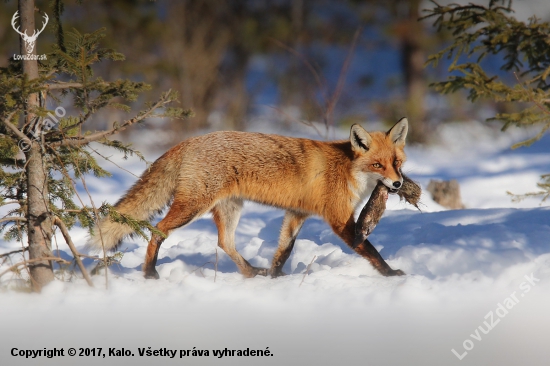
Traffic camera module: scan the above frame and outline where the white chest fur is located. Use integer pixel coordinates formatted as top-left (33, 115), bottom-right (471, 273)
top-left (349, 171), bottom-right (380, 217)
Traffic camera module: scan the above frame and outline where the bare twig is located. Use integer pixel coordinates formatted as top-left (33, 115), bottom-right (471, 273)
top-left (0, 216), bottom-right (27, 225)
top-left (0, 247), bottom-right (28, 259)
top-left (51, 92), bottom-right (175, 148)
top-left (70, 152), bottom-right (109, 289)
top-left (46, 81), bottom-right (108, 91)
top-left (58, 209), bottom-right (87, 213)
top-left (266, 105), bottom-right (323, 138)
top-left (89, 146), bottom-right (141, 178)
top-left (183, 261), bottom-right (216, 280)
top-left (89, 251), bottom-right (125, 276)
top-left (46, 82), bottom-right (86, 90)
top-left (75, 253), bottom-right (102, 260)
top-left (325, 27), bottom-right (362, 135)
top-left (0, 201), bottom-right (21, 207)
top-left (1, 110), bottom-right (29, 144)
top-left (299, 255), bottom-right (317, 287)
top-left (54, 109), bottom-right (93, 135)
top-left (270, 37), bottom-right (328, 103)
top-left (52, 216), bottom-right (93, 287)
top-left (0, 257), bottom-right (70, 279)
top-left (270, 27), bottom-right (362, 139)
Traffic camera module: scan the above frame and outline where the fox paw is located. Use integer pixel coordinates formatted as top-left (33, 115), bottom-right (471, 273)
top-left (269, 269), bottom-right (287, 278)
top-left (386, 269), bottom-right (406, 276)
top-left (144, 270), bottom-right (160, 280)
top-left (243, 266), bottom-right (268, 278)
top-left (252, 267), bottom-right (268, 277)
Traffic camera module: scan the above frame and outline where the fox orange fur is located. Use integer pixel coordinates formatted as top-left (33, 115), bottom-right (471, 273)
top-left (89, 118), bottom-right (409, 279)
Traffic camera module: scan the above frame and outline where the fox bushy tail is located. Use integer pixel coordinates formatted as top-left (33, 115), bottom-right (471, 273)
top-left (88, 152), bottom-right (180, 251)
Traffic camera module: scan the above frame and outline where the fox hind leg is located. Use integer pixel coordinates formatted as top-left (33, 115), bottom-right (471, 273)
top-left (212, 198), bottom-right (268, 278)
top-left (143, 198), bottom-right (210, 279)
top-left (270, 210), bottom-right (308, 278)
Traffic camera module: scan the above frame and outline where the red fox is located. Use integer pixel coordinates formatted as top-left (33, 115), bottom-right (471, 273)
top-left (89, 118), bottom-right (409, 279)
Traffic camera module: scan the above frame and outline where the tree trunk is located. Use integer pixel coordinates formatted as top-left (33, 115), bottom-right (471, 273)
top-left (167, 0), bottom-right (230, 133)
top-left (19, 0), bottom-right (55, 291)
top-left (223, 45), bottom-right (249, 131)
top-left (400, 0), bottom-right (428, 144)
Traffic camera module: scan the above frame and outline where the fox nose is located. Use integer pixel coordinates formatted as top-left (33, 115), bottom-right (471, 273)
top-left (393, 181), bottom-right (401, 188)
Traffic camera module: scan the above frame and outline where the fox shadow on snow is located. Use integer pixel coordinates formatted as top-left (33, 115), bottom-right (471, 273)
top-left (60, 205), bottom-right (549, 278)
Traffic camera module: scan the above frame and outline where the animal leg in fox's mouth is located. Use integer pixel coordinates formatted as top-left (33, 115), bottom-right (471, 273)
top-left (353, 181), bottom-right (388, 248)
top-left (353, 175), bottom-right (422, 248)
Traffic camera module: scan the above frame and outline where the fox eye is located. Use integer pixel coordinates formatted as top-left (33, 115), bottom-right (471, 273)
top-left (372, 163), bottom-right (383, 169)
top-left (393, 160), bottom-right (401, 167)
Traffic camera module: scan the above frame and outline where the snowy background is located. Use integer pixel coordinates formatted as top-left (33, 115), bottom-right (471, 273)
top-left (1, 121), bottom-right (549, 366)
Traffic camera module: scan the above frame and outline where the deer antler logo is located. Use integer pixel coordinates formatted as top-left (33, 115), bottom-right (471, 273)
top-left (11, 11), bottom-right (49, 54)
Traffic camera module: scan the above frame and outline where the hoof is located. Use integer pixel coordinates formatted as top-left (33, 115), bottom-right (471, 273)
top-left (144, 270), bottom-right (160, 279)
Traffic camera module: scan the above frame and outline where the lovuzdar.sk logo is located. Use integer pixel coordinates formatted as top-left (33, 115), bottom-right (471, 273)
top-left (11, 10), bottom-right (48, 61)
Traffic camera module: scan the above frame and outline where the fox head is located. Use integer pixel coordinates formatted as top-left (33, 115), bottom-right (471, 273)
top-left (350, 118), bottom-right (408, 192)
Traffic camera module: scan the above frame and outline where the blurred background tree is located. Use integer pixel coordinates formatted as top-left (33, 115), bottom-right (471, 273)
top-left (1, 0), bottom-right (549, 147)
top-left (353, 0), bottom-right (433, 142)
top-left (423, 0), bottom-right (550, 201)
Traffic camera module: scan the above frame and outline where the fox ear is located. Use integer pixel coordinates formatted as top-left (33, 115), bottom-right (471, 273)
top-left (350, 124), bottom-right (373, 152)
top-left (387, 117), bottom-right (408, 146)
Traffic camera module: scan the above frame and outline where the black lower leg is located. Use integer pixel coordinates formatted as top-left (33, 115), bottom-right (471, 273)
top-left (143, 234), bottom-right (163, 279)
top-left (354, 238), bottom-right (404, 276)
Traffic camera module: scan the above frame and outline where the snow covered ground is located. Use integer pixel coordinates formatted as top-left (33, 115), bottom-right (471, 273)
top-left (1, 121), bottom-right (549, 366)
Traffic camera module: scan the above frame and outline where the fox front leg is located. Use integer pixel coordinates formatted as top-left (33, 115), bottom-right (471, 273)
top-left (353, 181), bottom-right (405, 276)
